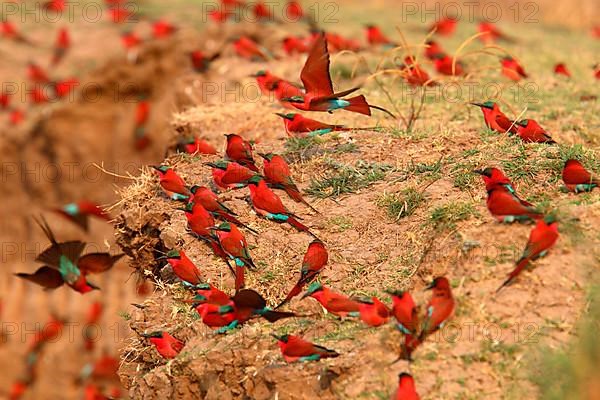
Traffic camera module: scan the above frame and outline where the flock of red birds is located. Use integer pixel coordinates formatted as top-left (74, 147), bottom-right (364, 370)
top-left (4, 0), bottom-right (600, 399)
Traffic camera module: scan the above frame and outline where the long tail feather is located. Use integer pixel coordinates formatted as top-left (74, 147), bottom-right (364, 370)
top-left (344, 95), bottom-right (371, 116)
top-left (287, 217), bottom-right (310, 232)
top-left (496, 257), bottom-right (529, 293)
top-left (275, 283), bottom-right (303, 309)
top-left (369, 104), bottom-right (397, 119)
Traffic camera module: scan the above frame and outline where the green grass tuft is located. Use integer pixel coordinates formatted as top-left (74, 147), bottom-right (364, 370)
top-left (376, 188), bottom-right (425, 221)
top-left (307, 160), bottom-right (394, 198)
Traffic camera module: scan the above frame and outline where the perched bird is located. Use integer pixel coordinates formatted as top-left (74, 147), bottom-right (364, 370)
top-left (419, 277), bottom-right (455, 340)
top-left (165, 249), bottom-right (202, 285)
top-left (424, 40), bottom-right (445, 60)
top-left (43, 0), bottom-right (66, 12)
top-left (497, 215), bottom-right (559, 292)
top-left (151, 20), bottom-right (177, 39)
top-left (233, 36), bottom-right (271, 61)
top-left (282, 33), bottom-right (394, 117)
top-left (302, 282), bottom-right (361, 317)
top-left (276, 239), bottom-right (328, 308)
top-left (141, 331), bottom-right (184, 359)
top-left (225, 133), bottom-right (258, 171)
top-left (177, 136), bottom-right (217, 155)
top-left (364, 24), bottom-right (396, 47)
top-left (285, 0), bottom-right (304, 20)
top-left (247, 176), bottom-right (311, 232)
top-left (429, 16), bottom-right (457, 36)
top-left (553, 63), bottom-right (571, 78)
top-left (252, 70), bottom-right (284, 94)
top-left (270, 80), bottom-right (306, 108)
top-left (501, 57), bottom-right (528, 81)
top-left (388, 290), bottom-right (418, 335)
top-left (121, 30), bottom-right (142, 50)
top-left (357, 296), bottom-right (390, 327)
top-left (478, 22), bottom-right (513, 43)
top-left (394, 373), bottom-right (420, 400)
top-left (152, 165), bottom-right (191, 200)
top-left (212, 222), bottom-right (257, 291)
top-left (273, 334), bottom-right (339, 362)
top-left (83, 302), bottom-right (103, 351)
top-left (52, 200), bottom-right (110, 231)
top-left (259, 152), bottom-right (317, 211)
top-left (276, 112), bottom-right (372, 138)
top-left (282, 36), bottom-right (309, 55)
top-left (27, 62), bottom-right (49, 84)
top-left (475, 168), bottom-right (542, 223)
top-left (515, 119), bottom-right (556, 144)
top-left (252, 1), bottom-right (275, 21)
top-left (190, 283), bottom-right (231, 306)
top-left (470, 101), bottom-right (517, 134)
top-left (432, 54), bottom-right (464, 76)
top-left (180, 202), bottom-right (215, 239)
top-left (51, 27), bottom-right (70, 66)
top-left (1, 21), bottom-right (34, 45)
top-left (189, 50), bottom-right (220, 73)
top-left (190, 186), bottom-right (257, 234)
top-left (398, 57), bottom-right (435, 87)
top-left (562, 159), bottom-right (598, 193)
top-left (206, 160), bottom-right (255, 187)
top-left (52, 77), bottom-right (79, 99)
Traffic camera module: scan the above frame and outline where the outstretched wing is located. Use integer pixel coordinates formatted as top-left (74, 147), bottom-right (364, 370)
top-left (16, 266), bottom-right (64, 289)
top-left (301, 33), bottom-right (334, 98)
top-left (78, 253), bottom-right (125, 274)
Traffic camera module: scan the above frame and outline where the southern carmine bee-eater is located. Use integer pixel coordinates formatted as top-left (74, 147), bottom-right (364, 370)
top-left (225, 133), bottom-right (259, 172)
top-left (424, 40), bottom-right (445, 60)
top-left (53, 200), bottom-right (110, 231)
top-left (247, 176), bottom-right (312, 232)
top-left (281, 32), bottom-right (395, 117)
top-left (51, 27), bottom-right (70, 66)
top-left (276, 112), bottom-right (374, 138)
top-left (189, 50), bottom-right (221, 73)
top-left (553, 63), bottom-right (571, 78)
top-left (206, 160), bottom-right (255, 188)
top-left (141, 331), bottom-right (184, 359)
top-left (252, 70), bottom-right (284, 95)
top-left (497, 215), bottom-right (559, 292)
top-left (189, 185), bottom-right (258, 234)
top-left (233, 36), bottom-right (272, 61)
top-left (419, 277), bottom-right (455, 340)
top-left (475, 167), bottom-right (543, 223)
top-left (258, 152), bottom-right (317, 211)
top-left (83, 302), bottom-right (103, 351)
top-left (282, 36), bottom-right (309, 56)
top-left (177, 136), bottom-right (217, 155)
top-left (357, 296), bottom-right (390, 327)
top-left (43, 0), bottom-right (66, 12)
top-left (398, 56), bottom-right (435, 87)
top-left (302, 282), bottom-right (361, 317)
top-left (165, 249), bottom-right (202, 285)
top-left (152, 165), bottom-right (192, 200)
top-left (121, 30), bottom-right (142, 51)
top-left (432, 54), bottom-right (465, 76)
top-left (1, 21), bottom-right (34, 45)
top-left (562, 159), bottom-right (598, 193)
top-left (27, 62), bottom-right (49, 84)
top-left (394, 373), bottom-right (421, 400)
top-left (151, 20), bottom-right (177, 39)
top-left (478, 21), bottom-right (514, 44)
top-left (429, 16), bottom-right (457, 36)
top-left (387, 290), bottom-right (419, 335)
top-left (276, 239), bottom-right (328, 308)
top-left (272, 334), bottom-right (339, 362)
top-left (470, 101), bottom-right (517, 134)
top-left (501, 57), bottom-right (528, 81)
top-left (15, 217), bottom-right (108, 293)
top-left (180, 202), bottom-right (215, 240)
top-left (211, 222), bottom-right (257, 291)
top-left (514, 119), bottom-right (556, 144)
top-left (364, 24), bottom-right (396, 47)
top-left (285, 0), bottom-right (304, 20)
top-left (190, 283), bottom-right (231, 308)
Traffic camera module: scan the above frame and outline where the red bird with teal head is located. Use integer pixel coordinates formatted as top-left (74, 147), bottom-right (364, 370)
top-left (276, 113), bottom-right (374, 138)
top-left (205, 160), bottom-right (256, 188)
top-left (141, 331), bottom-right (184, 359)
top-left (51, 27), bottom-right (70, 66)
top-left (364, 24), bottom-right (397, 47)
top-left (281, 33), bottom-right (395, 118)
top-left (302, 282), bottom-right (361, 318)
top-left (189, 50), bottom-right (220, 73)
top-left (497, 215), bottom-right (559, 292)
top-left (259, 152), bottom-right (317, 212)
top-left (211, 222), bottom-right (257, 291)
top-left (419, 277), bottom-right (455, 341)
top-left (276, 239), bottom-right (328, 309)
top-left (165, 249), bottom-right (202, 285)
top-left (152, 165), bottom-right (192, 200)
top-left (177, 136), bottom-right (217, 155)
top-left (394, 373), bottom-right (420, 400)
top-left (247, 176), bottom-right (312, 233)
top-left (190, 186), bottom-right (258, 234)
top-left (515, 119), bottom-right (556, 144)
top-left (225, 133), bottom-right (259, 172)
top-left (357, 296), bottom-right (390, 327)
top-left (180, 202), bottom-right (215, 239)
top-left (562, 159), bottom-right (598, 193)
top-left (501, 57), bottom-right (528, 81)
top-left (470, 101), bottom-right (517, 133)
top-left (475, 168), bottom-right (542, 223)
top-left (273, 334), bottom-right (339, 363)
top-left (387, 290), bottom-right (419, 335)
